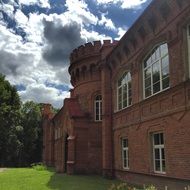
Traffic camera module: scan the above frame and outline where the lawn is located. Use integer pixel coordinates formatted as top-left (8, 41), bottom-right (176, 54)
top-left (0, 168), bottom-right (120, 190)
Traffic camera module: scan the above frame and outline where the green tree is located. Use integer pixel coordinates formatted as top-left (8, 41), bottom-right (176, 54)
top-left (0, 74), bottom-right (22, 166)
top-left (20, 101), bottom-right (43, 165)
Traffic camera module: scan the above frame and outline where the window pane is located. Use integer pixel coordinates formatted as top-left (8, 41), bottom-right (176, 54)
top-left (144, 57), bottom-right (151, 68)
top-left (145, 77), bottom-right (151, 88)
top-left (161, 55), bottom-right (169, 69)
top-left (144, 67), bottom-right (151, 79)
top-left (153, 62), bottom-right (160, 82)
top-left (145, 87), bottom-right (151, 97)
top-left (160, 133), bottom-right (164, 144)
top-left (123, 139), bottom-right (128, 148)
top-left (128, 97), bottom-right (132, 106)
top-left (123, 100), bottom-right (127, 107)
top-left (155, 160), bottom-right (161, 171)
top-left (123, 85), bottom-right (127, 99)
top-left (162, 160), bottom-right (166, 172)
top-left (118, 72), bottom-right (132, 110)
top-left (154, 133), bottom-right (160, 145)
top-left (160, 43), bottom-right (168, 56)
top-left (154, 149), bottom-right (160, 159)
top-left (123, 150), bottom-right (127, 159)
top-left (128, 73), bottom-right (131, 81)
top-left (124, 160), bottom-right (127, 168)
top-left (143, 43), bottom-right (169, 99)
top-left (128, 81), bottom-right (131, 89)
top-left (155, 47), bottom-right (160, 60)
top-left (128, 88), bottom-right (132, 97)
top-left (153, 81), bottom-right (160, 93)
top-left (151, 52), bottom-right (156, 62)
top-left (162, 67), bottom-right (169, 79)
top-left (161, 148), bottom-right (165, 159)
top-left (162, 77), bottom-right (169, 89)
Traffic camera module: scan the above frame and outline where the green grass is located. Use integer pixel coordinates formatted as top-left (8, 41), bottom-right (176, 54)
top-left (0, 168), bottom-right (120, 190)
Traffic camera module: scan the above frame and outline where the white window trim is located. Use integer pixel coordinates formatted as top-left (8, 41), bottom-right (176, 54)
top-left (142, 43), bottom-right (170, 99)
top-left (121, 138), bottom-right (129, 170)
top-left (94, 95), bottom-right (102, 121)
top-left (152, 133), bottom-right (166, 174)
top-left (117, 72), bottom-right (132, 111)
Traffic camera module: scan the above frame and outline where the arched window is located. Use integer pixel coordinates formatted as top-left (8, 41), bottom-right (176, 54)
top-left (117, 72), bottom-right (132, 110)
top-left (94, 95), bottom-right (102, 121)
top-left (143, 43), bottom-right (169, 98)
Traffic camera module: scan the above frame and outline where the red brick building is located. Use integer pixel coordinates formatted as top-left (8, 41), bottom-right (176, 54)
top-left (42, 0), bottom-right (190, 189)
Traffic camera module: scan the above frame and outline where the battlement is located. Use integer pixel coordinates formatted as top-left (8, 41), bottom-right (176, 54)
top-left (70, 40), bottom-right (118, 63)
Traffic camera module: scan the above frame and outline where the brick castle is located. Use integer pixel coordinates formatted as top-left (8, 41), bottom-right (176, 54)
top-left (42, 0), bottom-right (190, 189)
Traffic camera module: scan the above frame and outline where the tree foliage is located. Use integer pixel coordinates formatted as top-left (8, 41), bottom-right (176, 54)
top-left (0, 74), bottom-right (43, 166)
top-left (20, 101), bottom-right (43, 166)
top-left (0, 74), bottom-right (22, 166)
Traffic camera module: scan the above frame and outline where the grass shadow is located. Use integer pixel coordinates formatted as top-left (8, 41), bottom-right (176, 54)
top-left (46, 168), bottom-right (120, 190)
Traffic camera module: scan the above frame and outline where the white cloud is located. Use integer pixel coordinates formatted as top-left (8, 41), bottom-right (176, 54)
top-left (98, 14), bottom-right (116, 31)
top-left (0, 3), bottom-right (15, 18)
top-left (0, 0), bottom-right (115, 108)
top-left (95, 0), bottom-right (148, 9)
top-left (81, 28), bottom-right (111, 42)
top-left (18, 0), bottom-right (50, 8)
top-left (115, 27), bottom-right (127, 40)
top-left (65, 0), bottom-right (98, 25)
top-left (19, 83), bottom-right (70, 108)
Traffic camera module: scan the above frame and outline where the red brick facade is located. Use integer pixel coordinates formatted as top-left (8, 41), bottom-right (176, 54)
top-left (42, 0), bottom-right (190, 189)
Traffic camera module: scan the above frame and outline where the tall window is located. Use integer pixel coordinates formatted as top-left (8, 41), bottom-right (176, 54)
top-left (152, 132), bottom-right (166, 173)
top-left (187, 25), bottom-right (190, 77)
top-left (117, 72), bottom-right (132, 110)
top-left (94, 95), bottom-right (102, 121)
top-left (121, 138), bottom-right (129, 169)
top-left (143, 43), bottom-right (169, 98)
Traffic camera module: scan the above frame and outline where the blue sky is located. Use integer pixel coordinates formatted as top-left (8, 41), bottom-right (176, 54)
top-left (0, 0), bottom-right (152, 108)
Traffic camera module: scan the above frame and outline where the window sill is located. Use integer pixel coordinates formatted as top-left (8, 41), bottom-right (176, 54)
top-left (153, 171), bottom-right (166, 176)
top-left (115, 104), bottom-right (132, 113)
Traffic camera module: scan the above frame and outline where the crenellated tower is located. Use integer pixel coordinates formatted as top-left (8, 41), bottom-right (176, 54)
top-left (68, 40), bottom-right (118, 118)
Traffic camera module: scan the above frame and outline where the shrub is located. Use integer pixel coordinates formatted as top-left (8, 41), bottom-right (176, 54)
top-left (31, 162), bottom-right (47, 171)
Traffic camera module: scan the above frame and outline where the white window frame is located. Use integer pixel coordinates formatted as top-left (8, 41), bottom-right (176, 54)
top-left (152, 132), bottom-right (166, 174)
top-left (117, 72), bottom-right (132, 111)
top-left (187, 24), bottom-right (190, 78)
top-left (121, 138), bottom-right (129, 169)
top-left (143, 43), bottom-right (170, 99)
top-left (94, 95), bottom-right (102, 121)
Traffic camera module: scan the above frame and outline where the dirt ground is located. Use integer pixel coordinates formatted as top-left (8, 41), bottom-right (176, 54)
top-left (0, 168), bottom-right (6, 172)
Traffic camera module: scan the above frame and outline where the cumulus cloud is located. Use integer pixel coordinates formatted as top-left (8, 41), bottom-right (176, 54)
top-left (18, 0), bottom-right (50, 8)
top-left (0, 0), bottom-right (116, 108)
top-left (19, 83), bottom-right (70, 108)
top-left (65, 0), bottom-right (98, 26)
top-left (0, 3), bottom-right (15, 18)
top-left (98, 14), bottom-right (116, 31)
top-left (43, 21), bottom-right (86, 67)
top-left (115, 27), bottom-right (127, 40)
top-left (95, 0), bottom-right (148, 9)
top-left (0, 50), bottom-right (34, 76)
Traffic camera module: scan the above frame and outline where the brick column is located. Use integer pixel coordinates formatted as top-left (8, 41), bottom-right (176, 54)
top-left (101, 61), bottom-right (113, 178)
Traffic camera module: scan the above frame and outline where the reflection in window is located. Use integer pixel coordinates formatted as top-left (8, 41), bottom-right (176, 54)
top-left (117, 72), bottom-right (132, 110)
top-left (143, 43), bottom-right (169, 98)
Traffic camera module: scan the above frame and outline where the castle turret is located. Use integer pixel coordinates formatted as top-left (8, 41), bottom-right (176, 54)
top-left (68, 40), bottom-right (117, 116)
